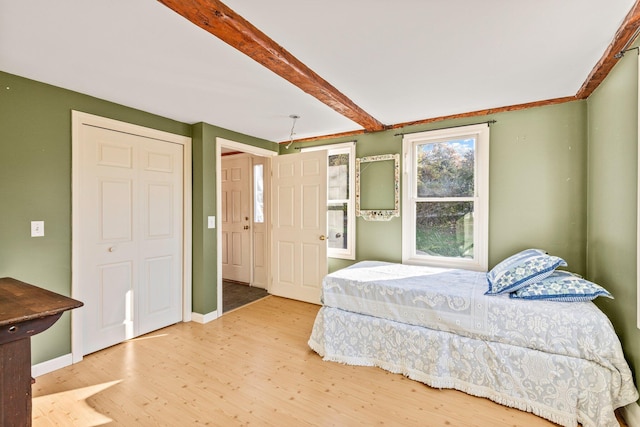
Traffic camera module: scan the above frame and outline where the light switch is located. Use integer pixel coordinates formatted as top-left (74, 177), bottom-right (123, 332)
top-left (31, 221), bottom-right (44, 237)
top-left (207, 216), bottom-right (216, 229)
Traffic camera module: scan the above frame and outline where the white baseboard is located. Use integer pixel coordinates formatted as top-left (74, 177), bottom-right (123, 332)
top-left (32, 353), bottom-right (73, 378)
top-left (621, 401), bottom-right (640, 427)
top-left (191, 310), bottom-right (219, 324)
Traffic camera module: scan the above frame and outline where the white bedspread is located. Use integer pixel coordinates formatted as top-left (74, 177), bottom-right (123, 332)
top-left (311, 261), bottom-right (639, 427)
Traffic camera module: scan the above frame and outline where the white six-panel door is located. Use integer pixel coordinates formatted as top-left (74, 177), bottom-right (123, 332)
top-left (221, 155), bottom-right (251, 283)
top-left (137, 137), bottom-right (183, 336)
top-left (77, 123), bottom-right (183, 355)
top-left (271, 150), bottom-right (327, 304)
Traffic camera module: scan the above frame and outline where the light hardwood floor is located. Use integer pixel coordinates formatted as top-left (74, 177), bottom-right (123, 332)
top-left (32, 296), bottom-right (585, 426)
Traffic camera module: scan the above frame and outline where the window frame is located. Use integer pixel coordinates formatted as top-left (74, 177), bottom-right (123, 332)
top-left (302, 142), bottom-right (356, 260)
top-left (402, 124), bottom-right (490, 271)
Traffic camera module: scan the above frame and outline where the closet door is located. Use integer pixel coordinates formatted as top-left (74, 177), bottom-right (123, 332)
top-left (77, 124), bottom-right (183, 355)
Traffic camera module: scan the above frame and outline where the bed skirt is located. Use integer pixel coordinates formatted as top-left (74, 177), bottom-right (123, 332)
top-left (309, 306), bottom-right (636, 427)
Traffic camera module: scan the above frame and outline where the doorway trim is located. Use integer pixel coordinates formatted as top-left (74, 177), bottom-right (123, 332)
top-left (216, 138), bottom-right (277, 316)
top-left (71, 111), bottom-right (192, 363)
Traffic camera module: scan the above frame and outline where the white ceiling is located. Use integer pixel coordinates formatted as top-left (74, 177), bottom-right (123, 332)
top-left (0, 0), bottom-right (635, 142)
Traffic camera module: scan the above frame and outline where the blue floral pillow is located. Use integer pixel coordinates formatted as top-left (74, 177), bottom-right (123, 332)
top-left (510, 271), bottom-right (613, 302)
top-left (485, 249), bottom-right (567, 295)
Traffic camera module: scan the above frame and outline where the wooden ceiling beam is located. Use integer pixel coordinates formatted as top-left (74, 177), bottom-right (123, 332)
top-left (157, 0), bottom-right (387, 132)
top-left (159, 0), bottom-right (640, 142)
top-left (576, 0), bottom-right (640, 98)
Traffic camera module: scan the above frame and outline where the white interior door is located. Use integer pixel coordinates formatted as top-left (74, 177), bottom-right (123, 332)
top-left (271, 150), bottom-right (327, 304)
top-left (137, 139), bottom-right (184, 336)
top-left (221, 155), bottom-right (251, 283)
top-left (77, 124), bottom-right (183, 355)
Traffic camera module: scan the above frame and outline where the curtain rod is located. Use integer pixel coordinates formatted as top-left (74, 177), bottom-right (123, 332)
top-left (615, 26), bottom-right (640, 59)
top-left (394, 120), bottom-right (497, 137)
top-left (615, 46), bottom-right (640, 59)
top-left (294, 139), bottom-right (357, 150)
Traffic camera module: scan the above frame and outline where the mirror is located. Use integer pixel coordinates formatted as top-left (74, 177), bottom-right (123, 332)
top-left (355, 153), bottom-right (400, 221)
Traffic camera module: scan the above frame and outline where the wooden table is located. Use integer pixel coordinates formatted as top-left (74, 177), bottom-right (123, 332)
top-left (0, 277), bottom-right (83, 426)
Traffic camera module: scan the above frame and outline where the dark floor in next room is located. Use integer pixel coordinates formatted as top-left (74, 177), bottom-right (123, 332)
top-left (223, 280), bottom-right (270, 312)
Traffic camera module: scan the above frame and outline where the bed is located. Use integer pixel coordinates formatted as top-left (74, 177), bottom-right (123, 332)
top-left (308, 260), bottom-right (639, 427)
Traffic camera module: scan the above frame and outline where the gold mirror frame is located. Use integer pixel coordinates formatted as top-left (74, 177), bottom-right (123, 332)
top-left (355, 153), bottom-right (400, 221)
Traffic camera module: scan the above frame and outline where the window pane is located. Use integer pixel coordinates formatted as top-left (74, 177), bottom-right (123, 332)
top-left (416, 201), bottom-right (474, 258)
top-left (328, 202), bottom-right (348, 250)
top-left (328, 153), bottom-right (349, 200)
top-left (253, 164), bottom-right (264, 223)
top-left (417, 139), bottom-right (475, 197)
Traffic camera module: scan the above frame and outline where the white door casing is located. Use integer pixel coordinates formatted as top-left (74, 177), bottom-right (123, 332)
top-left (221, 155), bottom-right (251, 283)
top-left (72, 111), bottom-right (192, 361)
top-left (271, 150), bottom-right (328, 305)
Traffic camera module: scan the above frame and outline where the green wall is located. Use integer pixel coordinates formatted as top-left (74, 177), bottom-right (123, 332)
top-left (290, 101), bottom-right (588, 276)
top-left (191, 123), bottom-right (277, 315)
top-left (0, 71), bottom-right (191, 364)
top-left (587, 47), bottom-right (640, 387)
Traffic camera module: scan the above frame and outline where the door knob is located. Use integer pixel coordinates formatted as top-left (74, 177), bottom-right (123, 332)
top-left (244, 225), bottom-right (249, 230)
top-left (319, 235), bottom-right (326, 241)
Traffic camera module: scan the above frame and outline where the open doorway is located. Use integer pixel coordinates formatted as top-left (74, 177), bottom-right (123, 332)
top-left (220, 152), bottom-right (268, 311)
top-left (216, 138), bottom-right (278, 314)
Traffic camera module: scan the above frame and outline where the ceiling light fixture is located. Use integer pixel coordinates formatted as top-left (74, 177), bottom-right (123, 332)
top-left (285, 114), bottom-right (300, 149)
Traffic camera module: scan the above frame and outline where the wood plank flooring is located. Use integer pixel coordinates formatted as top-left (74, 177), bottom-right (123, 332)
top-left (33, 296), bottom-right (574, 426)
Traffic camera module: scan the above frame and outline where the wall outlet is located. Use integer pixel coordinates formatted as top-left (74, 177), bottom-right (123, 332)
top-left (31, 220), bottom-right (44, 237)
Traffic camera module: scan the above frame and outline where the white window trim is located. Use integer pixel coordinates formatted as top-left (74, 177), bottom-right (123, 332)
top-left (302, 142), bottom-right (356, 260)
top-left (402, 124), bottom-right (490, 271)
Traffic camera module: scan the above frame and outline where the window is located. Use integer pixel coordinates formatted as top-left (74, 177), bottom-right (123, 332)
top-left (253, 163), bottom-right (264, 223)
top-left (302, 142), bottom-right (356, 260)
top-left (402, 124), bottom-right (489, 271)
